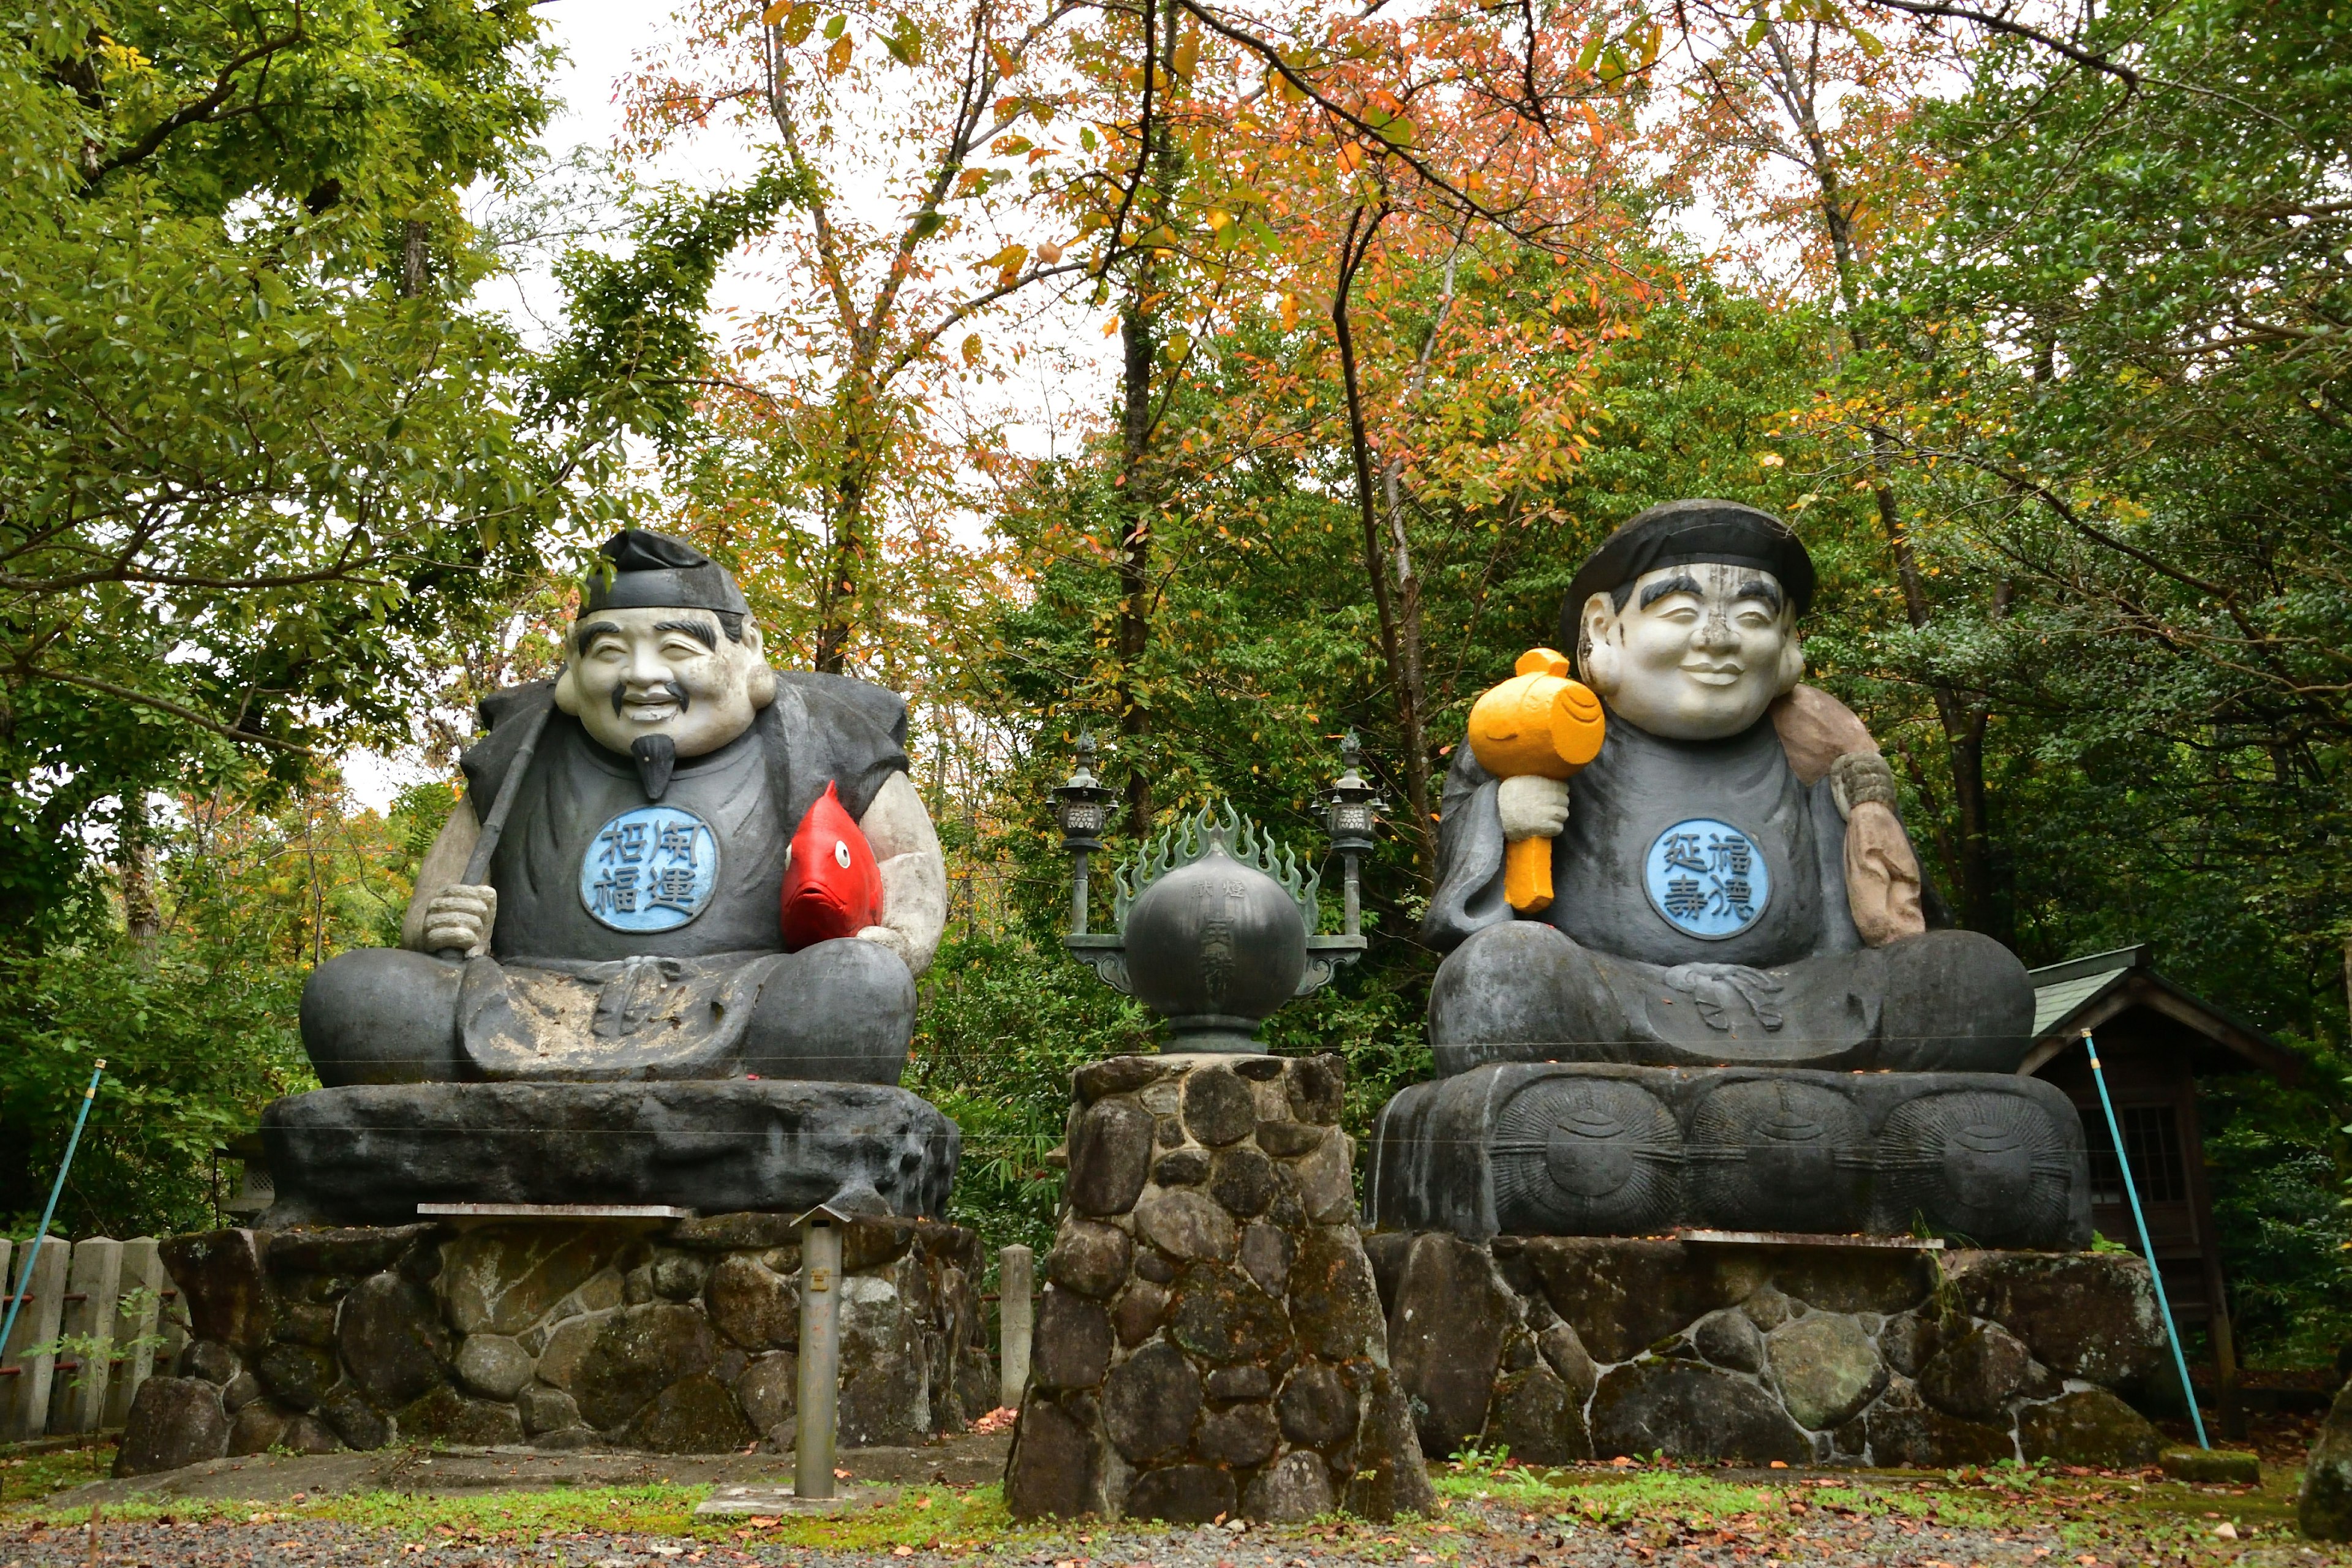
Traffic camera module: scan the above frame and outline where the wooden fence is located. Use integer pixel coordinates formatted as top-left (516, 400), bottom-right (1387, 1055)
top-left (0, 1236), bottom-right (188, 1444)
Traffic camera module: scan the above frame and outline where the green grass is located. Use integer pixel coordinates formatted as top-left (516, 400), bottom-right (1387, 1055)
top-left (9, 1473), bottom-right (1035, 1553)
top-left (0, 1441), bottom-right (115, 1509)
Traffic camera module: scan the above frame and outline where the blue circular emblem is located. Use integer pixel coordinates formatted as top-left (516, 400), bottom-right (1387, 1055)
top-left (579, 805), bottom-right (720, 932)
top-left (1643, 817), bottom-right (1769, 940)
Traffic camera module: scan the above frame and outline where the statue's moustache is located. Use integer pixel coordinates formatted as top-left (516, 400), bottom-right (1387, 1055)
top-left (612, 680), bottom-right (690, 717)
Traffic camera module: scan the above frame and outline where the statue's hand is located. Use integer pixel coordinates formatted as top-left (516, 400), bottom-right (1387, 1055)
top-left (1497, 775), bottom-right (1571, 842)
top-left (855, 924), bottom-right (913, 969)
top-left (422, 883), bottom-right (498, 959)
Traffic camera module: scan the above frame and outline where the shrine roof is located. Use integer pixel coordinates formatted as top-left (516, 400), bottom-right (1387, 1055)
top-left (2021, 944), bottom-right (2302, 1082)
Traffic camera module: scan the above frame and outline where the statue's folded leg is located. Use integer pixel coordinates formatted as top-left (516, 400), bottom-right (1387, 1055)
top-left (1428, 921), bottom-right (1633, 1077)
top-left (741, 937), bottom-right (916, 1086)
top-left (1854, 929), bottom-right (2035, 1072)
top-left (299, 949), bottom-right (466, 1086)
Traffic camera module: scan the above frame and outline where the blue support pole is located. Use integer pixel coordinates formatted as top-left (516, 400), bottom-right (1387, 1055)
top-left (2083, 1030), bottom-right (2206, 1449)
top-left (0, 1060), bottom-right (107, 1359)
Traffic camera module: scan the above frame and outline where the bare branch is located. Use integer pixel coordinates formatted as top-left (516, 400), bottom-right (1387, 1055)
top-left (1852, 0), bottom-right (2138, 81)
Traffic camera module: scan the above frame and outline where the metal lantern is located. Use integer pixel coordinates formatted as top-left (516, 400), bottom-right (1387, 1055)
top-left (1050, 732), bottom-right (1116, 935)
top-left (1319, 731), bottom-right (1385, 937)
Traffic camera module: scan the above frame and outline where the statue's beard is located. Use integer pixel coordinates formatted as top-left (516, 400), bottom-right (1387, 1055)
top-left (631, 734), bottom-right (678, 801)
top-left (609, 681), bottom-right (690, 800)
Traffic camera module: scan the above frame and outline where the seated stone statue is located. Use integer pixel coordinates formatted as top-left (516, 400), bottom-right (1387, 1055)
top-left (1422, 499), bottom-right (2033, 1076)
top-left (300, 528), bottom-right (946, 1088)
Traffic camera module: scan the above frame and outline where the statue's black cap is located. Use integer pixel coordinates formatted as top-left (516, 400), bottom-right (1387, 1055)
top-left (581, 527), bottom-right (751, 617)
top-left (1559, 498), bottom-right (1814, 650)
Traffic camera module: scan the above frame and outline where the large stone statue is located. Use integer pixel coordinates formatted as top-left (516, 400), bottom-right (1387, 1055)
top-left (1368, 500), bottom-right (2089, 1247)
top-left (262, 530), bottom-right (959, 1224)
top-left (301, 528), bottom-right (944, 1086)
top-left (1421, 498), bottom-right (2030, 1072)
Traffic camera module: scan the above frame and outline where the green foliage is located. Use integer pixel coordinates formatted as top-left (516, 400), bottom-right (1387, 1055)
top-left (0, 0), bottom-right (592, 1229)
top-left (2199, 1071), bottom-right (2352, 1363)
top-left (536, 159), bottom-right (816, 442)
top-left (0, 0), bottom-right (584, 945)
top-left (910, 934), bottom-right (1153, 1254)
top-left (0, 932), bottom-right (310, 1234)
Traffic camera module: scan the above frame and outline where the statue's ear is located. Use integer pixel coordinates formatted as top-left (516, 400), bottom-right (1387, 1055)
top-left (1776, 628), bottom-right (1806, 695)
top-left (1578, 592), bottom-right (1623, 695)
top-left (742, 625), bottom-right (777, 709)
top-left (552, 660), bottom-right (581, 715)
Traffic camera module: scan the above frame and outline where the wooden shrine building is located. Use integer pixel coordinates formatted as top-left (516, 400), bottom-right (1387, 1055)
top-left (2020, 944), bottom-right (2304, 1401)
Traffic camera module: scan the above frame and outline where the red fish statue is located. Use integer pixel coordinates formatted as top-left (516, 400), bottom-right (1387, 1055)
top-left (781, 781), bottom-right (884, 950)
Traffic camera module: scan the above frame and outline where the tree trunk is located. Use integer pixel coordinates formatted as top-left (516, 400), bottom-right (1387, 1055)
top-left (118, 793), bottom-right (159, 948)
top-left (1115, 292), bottom-right (1156, 836)
top-left (1330, 206), bottom-right (1436, 886)
top-left (1762, 18), bottom-right (2008, 934)
top-left (811, 451), bottom-right (867, 675)
top-left (400, 220), bottom-right (429, 298)
top-left (1104, 0), bottom-right (1183, 837)
top-left (1871, 477), bottom-right (2005, 935)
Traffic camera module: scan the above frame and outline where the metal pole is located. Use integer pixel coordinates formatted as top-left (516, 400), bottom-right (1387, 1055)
top-left (794, 1216), bottom-right (842, 1500)
top-left (1341, 850), bottom-right (1362, 939)
top-left (1070, 852), bottom-right (1090, 938)
top-left (998, 1244), bottom-right (1034, 1411)
top-left (2084, 1030), bottom-right (2207, 1449)
top-left (0, 1061), bottom-right (105, 1361)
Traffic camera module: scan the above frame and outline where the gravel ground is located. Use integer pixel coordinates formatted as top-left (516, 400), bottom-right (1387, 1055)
top-left (1, 1474), bottom-right (2337, 1568)
top-left (0, 1504), bottom-right (2133, 1568)
top-left (4, 1421), bottom-right (2340, 1568)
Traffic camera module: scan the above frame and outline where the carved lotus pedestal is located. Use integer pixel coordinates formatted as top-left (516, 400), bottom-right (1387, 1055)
top-left (1003, 1052), bottom-right (1430, 1523)
top-left (1367, 1062), bottom-right (2093, 1248)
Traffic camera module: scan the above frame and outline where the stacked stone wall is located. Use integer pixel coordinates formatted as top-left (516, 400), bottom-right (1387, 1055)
top-left (115, 1215), bottom-right (991, 1477)
top-left (1368, 1232), bottom-right (2176, 1471)
top-left (1003, 1053), bottom-right (1431, 1523)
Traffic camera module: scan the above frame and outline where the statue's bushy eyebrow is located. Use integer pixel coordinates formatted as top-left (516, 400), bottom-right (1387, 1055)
top-left (653, 618), bottom-right (720, 649)
top-left (1735, 578), bottom-right (1785, 612)
top-left (1638, 573), bottom-right (1705, 609)
top-left (574, 619), bottom-right (624, 650)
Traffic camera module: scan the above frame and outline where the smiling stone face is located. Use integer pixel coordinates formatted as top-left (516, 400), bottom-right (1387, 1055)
top-left (557, 605), bottom-right (771, 759)
top-left (1579, 562), bottom-right (1801, 740)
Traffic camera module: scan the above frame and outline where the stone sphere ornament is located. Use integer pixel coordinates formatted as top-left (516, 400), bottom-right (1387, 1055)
top-left (1062, 797), bottom-right (1366, 1053)
top-left (1120, 825), bottom-right (1311, 1049)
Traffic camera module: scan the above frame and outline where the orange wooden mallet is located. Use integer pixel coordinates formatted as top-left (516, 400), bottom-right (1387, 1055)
top-left (1466, 647), bottom-right (1607, 913)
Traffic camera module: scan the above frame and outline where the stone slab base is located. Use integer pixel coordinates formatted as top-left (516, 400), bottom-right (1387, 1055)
top-left (1367, 1063), bottom-right (2091, 1249)
top-left (115, 1215), bottom-right (992, 1477)
top-left (260, 1082), bottom-right (959, 1227)
top-left (1003, 1053), bottom-right (1433, 1524)
top-left (1363, 1231), bottom-right (2172, 1470)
